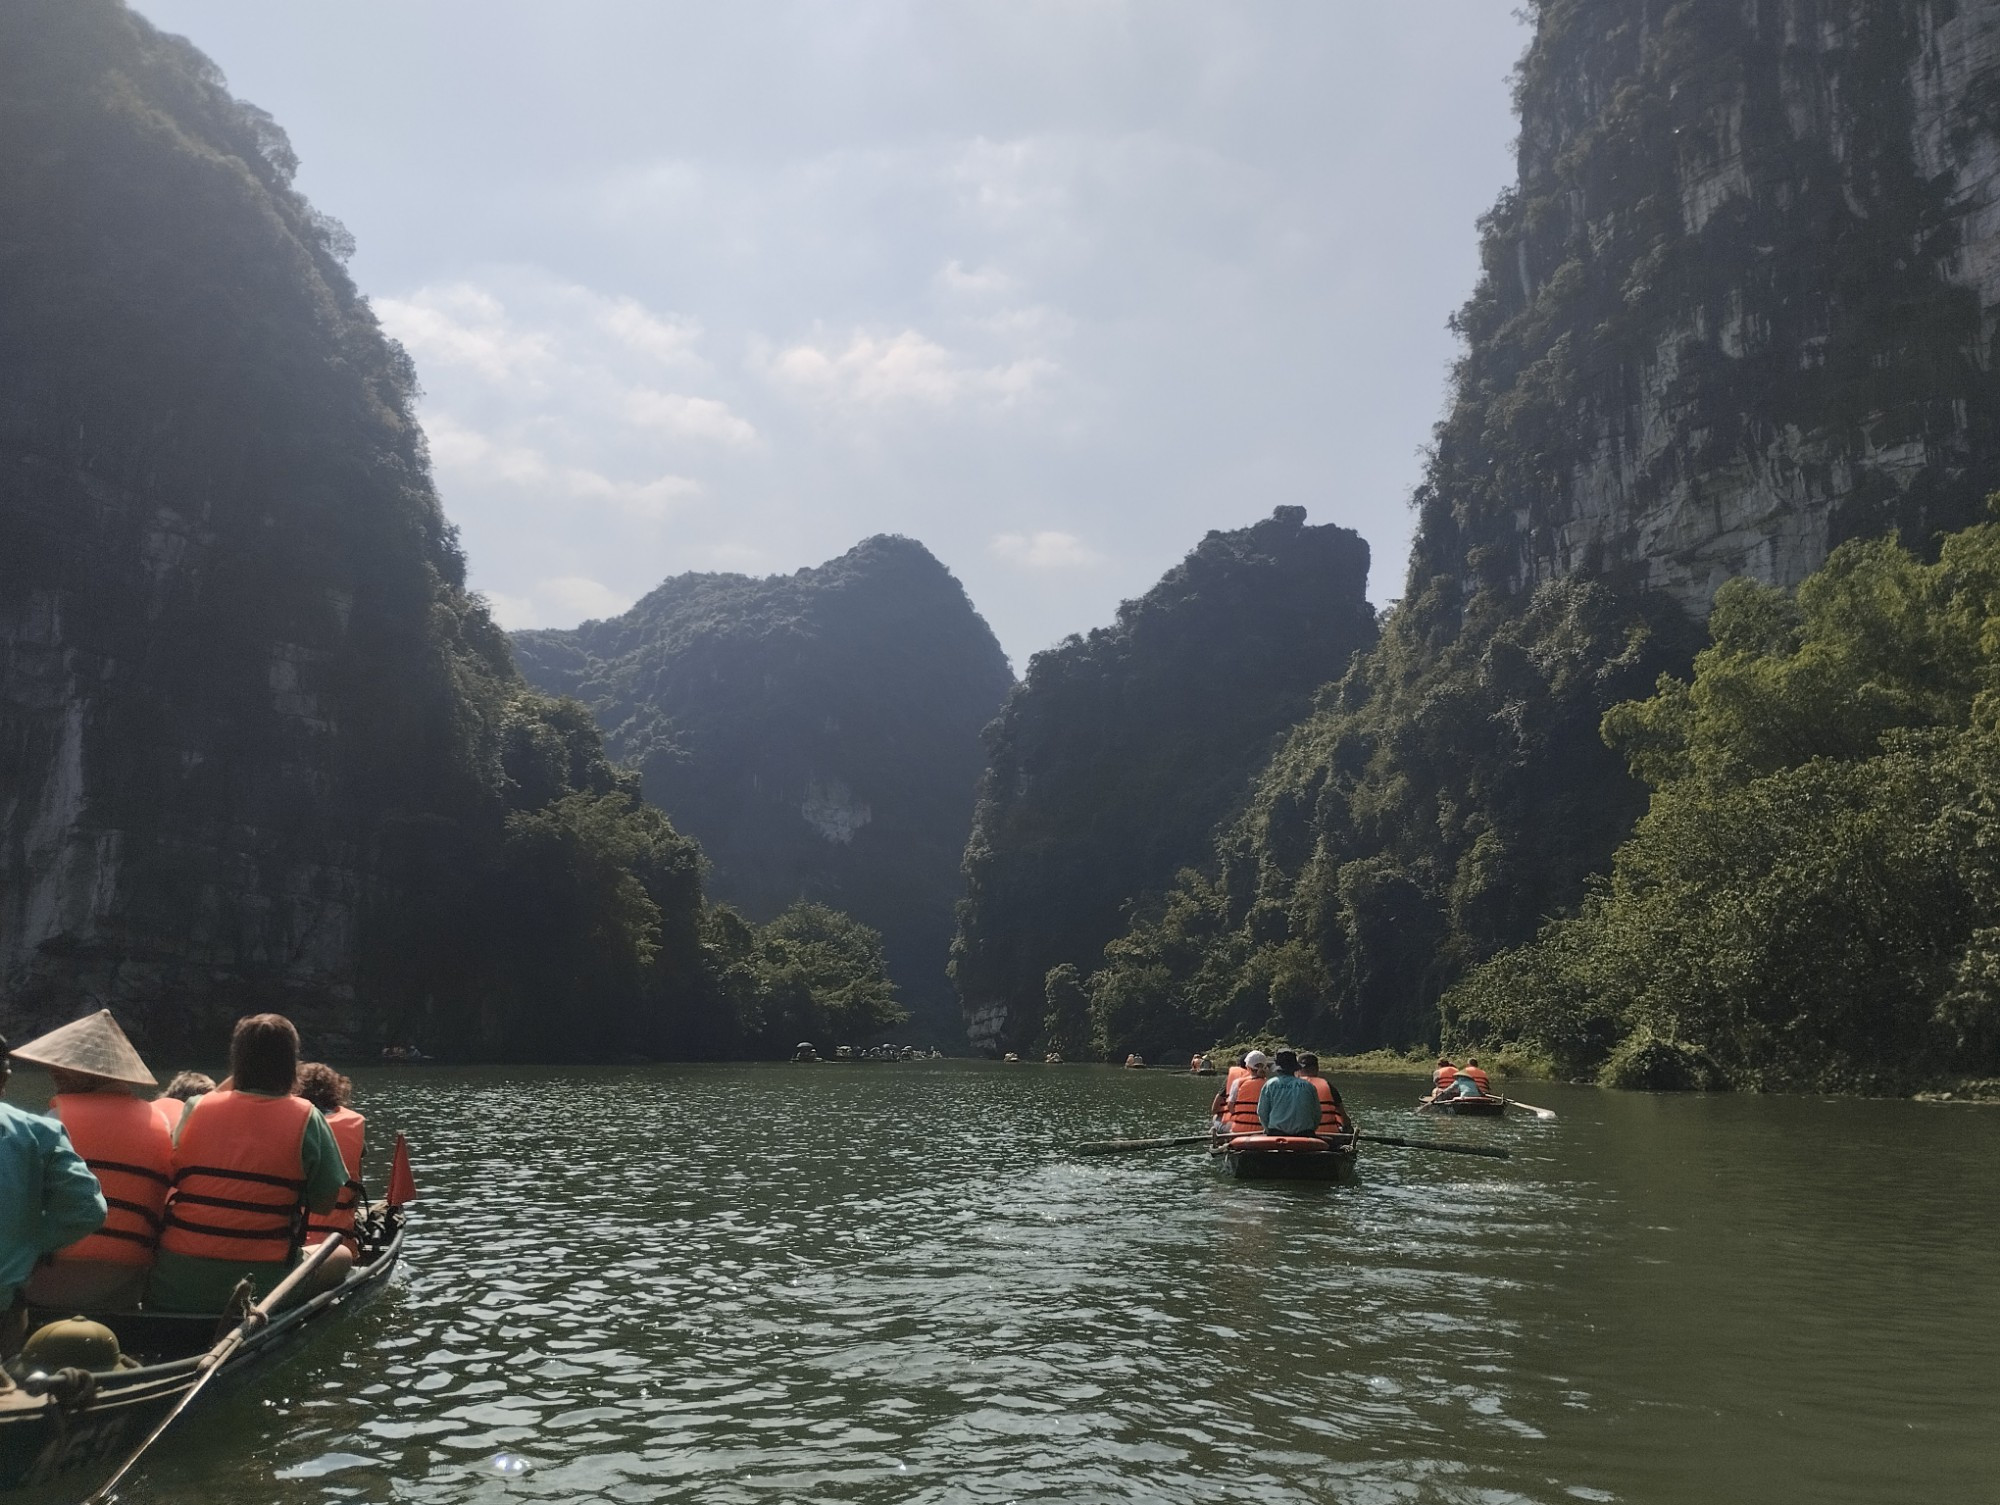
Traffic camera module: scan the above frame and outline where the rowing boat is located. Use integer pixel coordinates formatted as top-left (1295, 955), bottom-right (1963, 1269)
top-left (1417, 1093), bottom-right (1507, 1116)
top-left (0, 1206), bottom-right (406, 1492)
top-left (1210, 1132), bottom-right (1358, 1182)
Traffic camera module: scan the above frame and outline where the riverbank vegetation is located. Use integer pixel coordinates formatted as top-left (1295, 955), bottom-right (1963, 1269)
top-left (1449, 516), bottom-right (2000, 1093)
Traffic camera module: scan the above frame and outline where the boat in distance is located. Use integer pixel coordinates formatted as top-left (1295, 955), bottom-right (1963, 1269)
top-left (0, 1207), bottom-right (406, 1493)
top-left (1418, 1093), bottom-right (1508, 1116)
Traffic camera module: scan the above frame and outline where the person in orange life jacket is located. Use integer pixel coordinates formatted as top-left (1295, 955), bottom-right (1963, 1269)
top-left (1297, 1052), bottom-right (1350, 1135)
top-left (1460, 1059), bottom-right (1492, 1095)
top-left (1255, 1051), bottom-right (1322, 1136)
top-left (294, 1063), bottom-right (365, 1256)
top-left (152, 1071), bottom-right (215, 1136)
top-left (10, 1010), bottom-right (171, 1313)
top-left (1222, 1051), bottom-right (1270, 1134)
top-left (147, 1014), bottom-right (348, 1313)
top-left (1210, 1053), bottom-right (1251, 1129)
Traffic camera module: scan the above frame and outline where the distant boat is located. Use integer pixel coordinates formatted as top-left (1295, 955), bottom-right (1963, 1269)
top-left (1417, 1092), bottom-right (1506, 1117)
top-left (1123, 1053), bottom-right (1147, 1069)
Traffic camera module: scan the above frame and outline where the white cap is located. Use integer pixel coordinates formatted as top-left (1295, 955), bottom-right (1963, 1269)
top-left (1244, 1049), bottom-right (1269, 1068)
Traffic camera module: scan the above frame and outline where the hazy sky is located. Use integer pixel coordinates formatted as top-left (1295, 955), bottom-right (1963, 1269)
top-left (133, 1), bottom-right (1529, 669)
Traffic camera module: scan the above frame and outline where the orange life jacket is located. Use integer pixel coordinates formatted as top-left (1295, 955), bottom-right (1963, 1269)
top-left (1225, 1075), bottom-right (1265, 1134)
top-left (151, 1097), bottom-right (183, 1137)
top-left (1433, 1065), bottom-right (1457, 1090)
top-left (306, 1107), bottom-right (366, 1249)
top-left (50, 1093), bottom-right (172, 1266)
top-left (1224, 1065), bottom-right (1249, 1091)
top-left (1462, 1065), bottom-right (1492, 1094)
top-left (160, 1089), bottom-right (314, 1264)
top-left (1307, 1075), bottom-right (1349, 1135)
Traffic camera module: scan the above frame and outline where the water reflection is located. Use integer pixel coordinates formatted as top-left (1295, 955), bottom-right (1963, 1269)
top-left (106, 1063), bottom-right (2000, 1504)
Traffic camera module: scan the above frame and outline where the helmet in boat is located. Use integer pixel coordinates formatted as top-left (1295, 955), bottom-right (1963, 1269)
top-left (23, 1316), bottom-right (123, 1372)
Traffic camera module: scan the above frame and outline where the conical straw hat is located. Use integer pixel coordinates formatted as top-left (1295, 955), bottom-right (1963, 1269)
top-left (11, 1010), bottom-right (157, 1088)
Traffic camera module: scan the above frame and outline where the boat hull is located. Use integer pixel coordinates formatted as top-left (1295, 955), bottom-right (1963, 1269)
top-left (1420, 1095), bottom-right (1506, 1116)
top-left (0, 1211), bottom-right (406, 1492)
top-left (1214, 1135), bottom-right (1358, 1182)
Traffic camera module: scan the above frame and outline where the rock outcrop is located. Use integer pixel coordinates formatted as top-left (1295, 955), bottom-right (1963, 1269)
top-left (950, 508), bottom-right (1377, 1055)
top-left (1426, 0), bottom-right (2000, 611)
top-left (511, 538), bottom-right (1014, 1046)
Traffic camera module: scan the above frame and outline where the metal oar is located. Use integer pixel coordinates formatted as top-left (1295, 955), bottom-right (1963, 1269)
top-left (1077, 1133), bottom-right (1217, 1154)
top-left (85, 1233), bottom-right (349, 1503)
top-left (1503, 1098), bottom-right (1558, 1120)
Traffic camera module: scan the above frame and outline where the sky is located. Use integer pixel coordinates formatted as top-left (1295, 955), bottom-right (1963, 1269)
top-left (133, 1), bottom-right (1530, 671)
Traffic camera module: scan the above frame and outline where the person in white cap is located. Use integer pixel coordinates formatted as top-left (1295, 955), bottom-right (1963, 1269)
top-left (12, 1010), bottom-right (172, 1312)
top-left (1221, 1050), bottom-right (1271, 1135)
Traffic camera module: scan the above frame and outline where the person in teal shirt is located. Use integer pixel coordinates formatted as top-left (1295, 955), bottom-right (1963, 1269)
top-left (1255, 1050), bottom-right (1323, 1135)
top-left (0, 1031), bottom-right (109, 1351)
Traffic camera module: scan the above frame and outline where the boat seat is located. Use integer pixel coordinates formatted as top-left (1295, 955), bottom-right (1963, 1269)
top-left (1228, 1135), bottom-right (1329, 1153)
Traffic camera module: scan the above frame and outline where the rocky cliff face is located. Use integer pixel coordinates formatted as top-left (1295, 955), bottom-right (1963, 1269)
top-left (0, 1), bottom-right (533, 1055)
top-left (511, 538), bottom-right (1014, 1046)
top-left (951, 508), bottom-right (1378, 1055)
top-left (1424, 0), bottom-right (2000, 611)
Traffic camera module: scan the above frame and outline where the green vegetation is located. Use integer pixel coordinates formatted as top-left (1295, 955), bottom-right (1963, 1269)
top-left (1451, 518), bottom-right (2000, 1093)
top-left (513, 537), bottom-right (1011, 1048)
top-left (0, 0), bottom-right (894, 1061)
top-left (950, 508), bottom-right (1378, 1055)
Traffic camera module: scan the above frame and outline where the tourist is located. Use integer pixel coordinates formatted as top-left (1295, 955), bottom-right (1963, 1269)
top-left (1254, 1050), bottom-right (1322, 1136)
top-left (1432, 1057), bottom-right (1458, 1093)
top-left (0, 1031), bottom-right (106, 1362)
top-left (148, 1014), bottom-right (349, 1312)
top-left (1222, 1050), bottom-right (1271, 1135)
top-left (295, 1063), bottom-right (366, 1255)
top-left (1298, 1052), bottom-right (1350, 1135)
top-left (152, 1070), bottom-right (216, 1135)
top-left (1461, 1058), bottom-right (1492, 1095)
top-left (12, 1011), bottom-right (172, 1312)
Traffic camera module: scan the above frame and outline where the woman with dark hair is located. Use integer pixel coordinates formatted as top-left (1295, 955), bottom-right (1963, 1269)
top-left (295, 1063), bottom-right (365, 1255)
top-left (151, 1070), bottom-right (216, 1135)
top-left (147, 1014), bottom-right (349, 1312)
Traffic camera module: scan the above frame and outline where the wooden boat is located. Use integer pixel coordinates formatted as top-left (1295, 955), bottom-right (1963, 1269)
top-left (1211, 1132), bottom-right (1358, 1182)
top-left (0, 1207), bottom-right (407, 1493)
top-left (1418, 1092), bottom-right (1507, 1116)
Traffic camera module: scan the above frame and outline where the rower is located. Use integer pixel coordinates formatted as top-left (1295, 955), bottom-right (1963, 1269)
top-left (149, 1014), bottom-right (349, 1313)
top-left (1254, 1051), bottom-right (1321, 1136)
top-left (12, 1010), bottom-right (172, 1312)
top-left (1223, 1051), bottom-right (1270, 1135)
top-left (1298, 1052), bottom-right (1350, 1135)
top-left (0, 1031), bottom-right (105, 1366)
top-left (295, 1063), bottom-right (366, 1257)
top-left (1462, 1058), bottom-right (1492, 1095)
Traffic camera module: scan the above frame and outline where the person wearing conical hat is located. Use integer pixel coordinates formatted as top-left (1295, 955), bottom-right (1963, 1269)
top-left (14, 1010), bottom-right (172, 1312)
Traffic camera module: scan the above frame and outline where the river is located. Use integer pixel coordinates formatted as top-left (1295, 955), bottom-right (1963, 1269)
top-left (57, 1062), bottom-right (2000, 1504)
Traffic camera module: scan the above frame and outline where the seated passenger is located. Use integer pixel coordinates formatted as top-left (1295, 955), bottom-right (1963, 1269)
top-left (1223, 1051), bottom-right (1270, 1135)
top-left (148, 1014), bottom-right (349, 1312)
top-left (1462, 1058), bottom-right (1492, 1095)
top-left (295, 1063), bottom-right (365, 1256)
top-left (0, 1031), bottom-right (105, 1361)
top-left (1454, 1071), bottom-right (1485, 1096)
top-left (152, 1071), bottom-right (216, 1135)
top-left (1254, 1051), bottom-right (1322, 1136)
top-left (1298, 1052), bottom-right (1349, 1135)
top-left (12, 1011), bottom-right (171, 1312)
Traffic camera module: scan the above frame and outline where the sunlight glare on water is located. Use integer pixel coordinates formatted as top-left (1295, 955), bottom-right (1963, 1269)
top-left (113, 1062), bottom-right (2000, 1504)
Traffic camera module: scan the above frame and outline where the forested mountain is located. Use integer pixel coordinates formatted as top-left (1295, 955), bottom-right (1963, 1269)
top-left (951, 508), bottom-right (1377, 1055)
top-left (0, 0), bottom-right (897, 1061)
top-left (511, 538), bottom-right (1013, 1046)
top-left (1088, 0), bottom-right (2000, 1069)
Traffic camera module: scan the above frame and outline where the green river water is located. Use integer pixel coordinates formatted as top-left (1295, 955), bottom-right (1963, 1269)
top-left (41, 1062), bottom-right (2000, 1504)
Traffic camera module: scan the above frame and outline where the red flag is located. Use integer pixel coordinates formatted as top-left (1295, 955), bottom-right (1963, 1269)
top-left (387, 1131), bottom-right (417, 1208)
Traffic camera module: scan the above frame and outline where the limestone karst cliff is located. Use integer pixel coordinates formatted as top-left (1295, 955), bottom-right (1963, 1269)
top-left (511, 538), bottom-right (1015, 1046)
top-left (949, 508), bottom-right (1377, 1055)
top-left (1430, 0), bottom-right (2000, 608)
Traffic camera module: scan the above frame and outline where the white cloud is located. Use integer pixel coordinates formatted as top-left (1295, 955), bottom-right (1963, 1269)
top-left (621, 388), bottom-right (757, 445)
top-left (377, 284), bottom-right (552, 384)
top-left (764, 329), bottom-right (1053, 411)
top-left (482, 576), bottom-right (634, 630)
top-left (423, 414), bottom-right (699, 520)
top-left (594, 296), bottom-right (702, 365)
top-left (989, 530), bottom-right (1101, 570)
